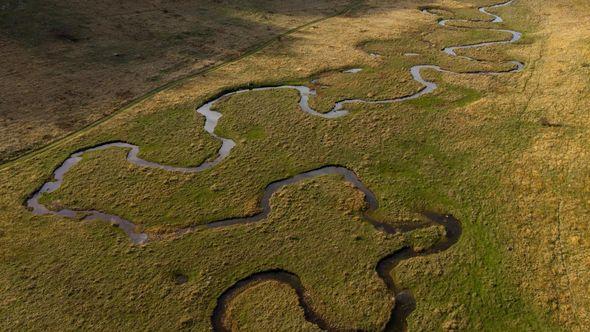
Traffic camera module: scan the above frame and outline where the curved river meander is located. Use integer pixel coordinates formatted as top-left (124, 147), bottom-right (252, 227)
top-left (26, 1), bottom-right (521, 330)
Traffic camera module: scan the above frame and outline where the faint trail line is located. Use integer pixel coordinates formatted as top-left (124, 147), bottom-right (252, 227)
top-left (21, 1), bottom-right (524, 330)
top-left (519, 32), bottom-right (546, 123)
top-left (0, 0), bottom-right (363, 171)
top-left (517, 16), bottom-right (580, 326)
top-left (554, 106), bottom-right (582, 328)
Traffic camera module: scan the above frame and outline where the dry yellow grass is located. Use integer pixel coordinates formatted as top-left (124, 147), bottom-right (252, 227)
top-left (1, 0), bottom-right (589, 330)
top-left (0, 0), bottom-right (355, 163)
top-left (499, 1), bottom-right (590, 328)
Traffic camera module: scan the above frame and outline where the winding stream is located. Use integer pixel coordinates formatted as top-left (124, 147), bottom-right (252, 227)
top-left (27, 0), bottom-right (522, 241)
top-left (211, 1), bottom-right (519, 331)
top-left (26, 1), bottom-right (521, 330)
top-left (212, 213), bottom-right (460, 332)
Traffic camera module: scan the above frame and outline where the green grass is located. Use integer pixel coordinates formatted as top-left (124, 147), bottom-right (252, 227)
top-left (0, 0), bottom-right (362, 166)
top-left (0, 0), bottom-right (572, 330)
top-left (5, 175), bottom-right (445, 330)
top-left (227, 280), bottom-right (321, 331)
top-left (124, 105), bottom-right (220, 167)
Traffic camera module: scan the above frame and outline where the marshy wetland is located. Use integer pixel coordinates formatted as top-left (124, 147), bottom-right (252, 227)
top-left (2, 0), bottom-right (590, 330)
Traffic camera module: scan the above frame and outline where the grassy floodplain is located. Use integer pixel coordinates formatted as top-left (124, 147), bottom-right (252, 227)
top-left (1, 0), bottom-right (589, 330)
top-left (226, 280), bottom-right (321, 331)
top-left (0, 0), bottom-right (358, 163)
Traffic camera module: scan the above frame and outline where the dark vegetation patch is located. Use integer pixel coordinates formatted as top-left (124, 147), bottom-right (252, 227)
top-left (172, 271), bottom-right (189, 285)
top-left (538, 117), bottom-right (563, 127)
